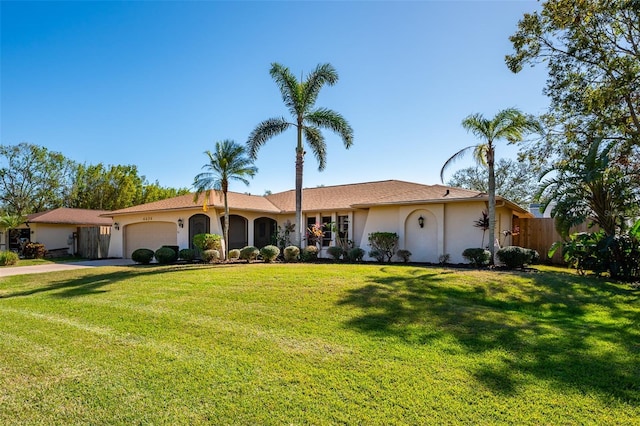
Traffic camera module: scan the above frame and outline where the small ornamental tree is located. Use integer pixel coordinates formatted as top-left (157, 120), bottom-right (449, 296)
top-left (368, 232), bottom-right (399, 263)
top-left (193, 233), bottom-right (222, 252)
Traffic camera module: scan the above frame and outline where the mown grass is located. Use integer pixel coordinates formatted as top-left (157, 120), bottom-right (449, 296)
top-left (0, 263), bottom-right (638, 424)
top-left (2, 255), bottom-right (86, 267)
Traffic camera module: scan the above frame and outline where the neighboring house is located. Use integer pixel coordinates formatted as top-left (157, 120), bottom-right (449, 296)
top-left (105, 180), bottom-right (532, 263)
top-left (1, 208), bottom-right (113, 257)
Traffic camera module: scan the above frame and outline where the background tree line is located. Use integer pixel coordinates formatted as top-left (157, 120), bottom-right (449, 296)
top-left (0, 142), bottom-right (189, 215)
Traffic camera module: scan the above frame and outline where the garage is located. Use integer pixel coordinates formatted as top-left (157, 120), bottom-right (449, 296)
top-left (124, 222), bottom-right (177, 258)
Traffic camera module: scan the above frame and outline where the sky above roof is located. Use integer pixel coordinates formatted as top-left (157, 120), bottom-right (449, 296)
top-left (1, 0), bottom-right (548, 195)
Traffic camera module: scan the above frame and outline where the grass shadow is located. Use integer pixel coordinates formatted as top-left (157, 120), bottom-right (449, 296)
top-left (0, 264), bottom-right (217, 299)
top-left (337, 266), bottom-right (640, 402)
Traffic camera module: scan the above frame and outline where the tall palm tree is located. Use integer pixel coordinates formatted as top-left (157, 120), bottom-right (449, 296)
top-left (247, 62), bottom-right (354, 246)
top-left (193, 140), bottom-right (257, 259)
top-left (440, 108), bottom-right (540, 263)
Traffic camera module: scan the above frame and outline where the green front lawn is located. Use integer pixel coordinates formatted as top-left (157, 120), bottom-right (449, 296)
top-left (0, 264), bottom-right (638, 424)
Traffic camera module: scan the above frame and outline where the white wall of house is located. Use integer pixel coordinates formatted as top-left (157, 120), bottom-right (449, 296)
top-left (359, 204), bottom-right (445, 263)
top-left (29, 224), bottom-right (76, 252)
top-left (108, 203), bottom-right (520, 262)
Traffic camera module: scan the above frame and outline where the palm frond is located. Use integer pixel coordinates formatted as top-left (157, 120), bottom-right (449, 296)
top-left (305, 108), bottom-right (354, 148)
top-left (303, 63), bottom-right (338, 110)
top-left (247, 117), bottom-right (290, 159)
top-left (270, 63), bottom-right (304, 117)
top-left (440, 145), bottom-right (477, 182)
top-left (304, 126), bottom-right (327, 171)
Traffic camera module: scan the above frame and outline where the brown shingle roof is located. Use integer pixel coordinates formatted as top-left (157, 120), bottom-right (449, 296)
top-left (106, 191), bottom-right (280, 216)
top-left (27, 208), bottom-right (113, 226)
top-left (105, 180), bottom-right (530, 216)
top-left (266, 180), bottom-right (486, 212)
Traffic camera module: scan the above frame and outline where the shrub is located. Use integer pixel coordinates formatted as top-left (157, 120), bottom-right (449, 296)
top-left (260, 245), bottom-right (280, 263)
top-left (240, 246), bottom-right (259, 263)
top-left (327, 246), bottom-right (344, 261)
top-left (300, 245), bottom-right (318, 262)
top-left (368, 232), bottom-right (399, 262)
top-left (202, 249), bottom-right (220, 263)
top-left (347, 247), bottom-right (365, 262)
top-left (228, 249), bottom-right (241, 260)
top-left (132, 248), bottom-right (154, 264)
top-left (22, 242), bottom-right (46, 259)
top-left (193, 233), bottom-right (222, 251)
top-left (549, 223), bottom-right (640, 281)
top-left (438, 253), bottom-right (451, 265)
top-left (496, 246), bottom-right (538, 269)
top-left (179, 248), bottom-right (196, 262)
top-left (527, 248), bottom-right (540, 265)
top-left (283, 246), bottom-right (300, 262)
top-left (368, 249), bottom-right (385, 263)
top-left (397, 249), bottom-right (412, 263)
top-left (462, 248), bottom-right (491, 267)
top-left (0, 250), bottom-right (18, 266)
top-left (155, 247), bottom-right (178, 264)
top-left (162, 245), bottom-right (179, 256)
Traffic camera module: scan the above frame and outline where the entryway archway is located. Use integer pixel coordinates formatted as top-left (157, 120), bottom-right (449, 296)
top-left (404, 209), bottom-right (438, 263)
top-left (189, 214), bottom-right (210, 249)
top-left (221, 214), bottom-right (247, 250)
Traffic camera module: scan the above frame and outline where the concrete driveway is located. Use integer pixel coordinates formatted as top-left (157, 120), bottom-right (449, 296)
top-left (0, 258), bottom-right (135, 277)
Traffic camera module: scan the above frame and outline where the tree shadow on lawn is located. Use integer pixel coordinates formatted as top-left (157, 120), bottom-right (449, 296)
top-left (0, 264), bottom-right (218, 299)
top-left (337, 266), bottom-right (640, 402)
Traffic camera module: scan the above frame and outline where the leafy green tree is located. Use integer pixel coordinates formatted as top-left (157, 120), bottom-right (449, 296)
top-left (140, 181), bottom-right (189, 205)
top-left (507, 0), bottom-right (640, 161)
top-left (247, 62), bottom-right (353, 245)
top-left (537, 137), bottom-right (639, 237)
top-left (0, 143), bottom-right (75, 215)
top-left (68, 163), bottom-right (188, 210)
top-left (441, 108), bottom-right (540, 263)
top-left (447, 158), bottom-right (539, 207)
top-left (193, 140), bottom-right (257, 259)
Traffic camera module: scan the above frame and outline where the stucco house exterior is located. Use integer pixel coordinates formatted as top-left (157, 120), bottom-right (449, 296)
top-left (105, 180), bottom-right (532, 263)
top-left (0, 208), bottom-right (112, 256)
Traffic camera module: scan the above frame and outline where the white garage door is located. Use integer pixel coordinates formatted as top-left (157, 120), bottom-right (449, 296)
top-left (124, 222), bottom-right (177, 258)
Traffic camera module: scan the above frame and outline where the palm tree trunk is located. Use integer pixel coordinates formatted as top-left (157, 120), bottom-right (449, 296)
top-left (295, 124), bottom-right (304, 246)
top-left (487, 144), bottom-right (496, 265)
top-left (224, 190), bottom-right (229, 260)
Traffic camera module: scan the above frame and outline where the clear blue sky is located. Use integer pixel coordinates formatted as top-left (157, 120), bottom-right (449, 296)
top-left (1, 0), bottom-right (548, 195)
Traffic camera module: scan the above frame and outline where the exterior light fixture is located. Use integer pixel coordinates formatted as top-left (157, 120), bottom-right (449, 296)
top-left (418, 216), bottom-right (425, 228)
top-left (178, 218), bottom-right (184, 228)
top-left (114, 222), bottom-right (120, 230)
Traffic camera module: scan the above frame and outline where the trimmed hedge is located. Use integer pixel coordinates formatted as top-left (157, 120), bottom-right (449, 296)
top-left (228, 249), bottom-right (241, 260)
top-left (132, 248), bottom-right (154, 264)
top-left (346, 247), bottom-right (365, 262)
top-left (155, 247), bottom-right (177, 264)
top-left (496, 246), bottom-right (539, 269)
top-left (179, 248), bottom-right (196, 262)
top-left (462, 248), bottom-right (491, 267)
top-left (260, 245), bottom-right (280, 263)
top-left (283, 246), bottom-right (300, 262)
top-left (202, 249), bottom-right (220, 263)
top-left (240, 246), bottom-right (259, 263)
top-left (327, 246), bottom-right (344, 261)
top-left (300, 245), bottom-right (317, 262)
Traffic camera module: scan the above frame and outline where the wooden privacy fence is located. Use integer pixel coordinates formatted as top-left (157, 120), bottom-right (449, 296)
top-left (77, 226), bottom-right (111, 259)
top-left (513, 218), bottom-right (596, 265)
